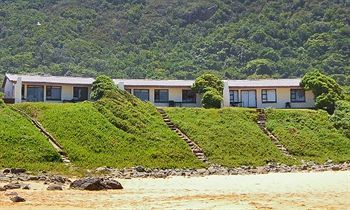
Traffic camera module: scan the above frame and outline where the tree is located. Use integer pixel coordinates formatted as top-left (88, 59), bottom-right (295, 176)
top-left (91, 75), bottom-right (117, 101)
top-left (301, 70), bottom-right (344, 114)
top-left (330, 100), bottom-right (350, 138)
top-left (202, 87), bottom-right (223, 109)
top-left (192, 73), bottom-right (224, 94)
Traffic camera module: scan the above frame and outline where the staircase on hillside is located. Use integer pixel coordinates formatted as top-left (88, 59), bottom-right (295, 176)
top-left (157, 108), bottom-right (209, 163)
top-left (257, 109), bottom-right (293, 158)
top-left (10, 107), bottom-right (71, 165)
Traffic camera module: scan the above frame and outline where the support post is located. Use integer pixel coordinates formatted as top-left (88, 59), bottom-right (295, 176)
top-left (222, 81), bottom-right (230, 107)
top-left (14, 77), bottom-right (22, 103)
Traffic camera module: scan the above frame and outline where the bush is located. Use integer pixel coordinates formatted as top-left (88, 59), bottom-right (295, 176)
top-left (0, 92), bottom-right (4, 108)
top-left (202, 88), bottom-right (223, 109)
top-left (91, 75), bottom-right (117, 101)
top-left (331, 100), bottom-right (350, 138)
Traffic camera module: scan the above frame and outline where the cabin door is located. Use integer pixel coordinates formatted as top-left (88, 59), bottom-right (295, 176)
top-left (241, 90), bottom-right (257, 108)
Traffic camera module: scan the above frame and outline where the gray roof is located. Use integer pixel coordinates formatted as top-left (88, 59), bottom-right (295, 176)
top-left (4, 74), bottom-right (301, 88)
top-left (5, 73), bottom-right (95, 85)
top-left (114, 79), bottom-right (194, 87)
top-left (226, 79), bottom-right (301, 88)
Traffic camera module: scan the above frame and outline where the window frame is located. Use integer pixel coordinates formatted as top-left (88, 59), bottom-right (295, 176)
top-left (133, 89), bottom-right (150, 101)
top-left (46, 86), bottom-right (62, 101)
top-left (182, 89), bottom-right (196, 103)
top-left (261, 89), bottom-right (277, 103)
top-left (154, 89), bottom-right (169, 103)
top-left (290, 89), bottom-right (306, 103)
top-left (229, 90), bottom-right (239, 104)
top-left (73, 87), bottom-right (89, 101)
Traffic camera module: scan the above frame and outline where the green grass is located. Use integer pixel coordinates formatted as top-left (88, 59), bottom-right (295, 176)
top-left (165, 107), bottom-right (294, 167)
top-left (266, 109), bottom-right (350, 163)
top-left (15, 97), bottom-right (203, 169)
top-left (0, 106), bottom-right (63, 172)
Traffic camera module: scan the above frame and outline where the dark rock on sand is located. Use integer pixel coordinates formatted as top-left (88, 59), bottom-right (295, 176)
top-left (4, 183), bottom-right (21, 190)
top-left (47, 184), bottom-right (63, 191)
top-left (70, 178), bottom-right (123, 191)
top-left (10, 195), bottom-right (26, 202)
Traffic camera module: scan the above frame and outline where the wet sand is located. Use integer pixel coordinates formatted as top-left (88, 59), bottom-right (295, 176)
top-left (1, 171), bottom-right (349, 209)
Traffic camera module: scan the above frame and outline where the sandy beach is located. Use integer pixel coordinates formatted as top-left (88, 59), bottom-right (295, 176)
top-left (1, 171), bottom-right (349, 209)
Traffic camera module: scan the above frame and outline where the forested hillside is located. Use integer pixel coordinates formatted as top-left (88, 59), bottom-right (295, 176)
top-left (0, 0), bottom-right (349, 84)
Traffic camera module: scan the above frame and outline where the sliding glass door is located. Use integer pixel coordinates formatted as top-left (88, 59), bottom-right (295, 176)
top-left (27, 86), bottom-right (44, 102)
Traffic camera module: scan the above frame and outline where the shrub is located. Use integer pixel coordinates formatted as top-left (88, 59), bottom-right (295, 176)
top-left (202, 88), bottom-right (223, 109)
top-left (331, 100), bottom-right (350, 138)
top-left (0, 92), bottom-right (4, 108)
top-left (91, 75), bottom-right (117, 101)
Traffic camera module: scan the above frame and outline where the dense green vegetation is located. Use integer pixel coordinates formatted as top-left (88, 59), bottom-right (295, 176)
top-left (165, 108), bottom-right (293, 167)
top-left (266, 109), bottom-right (350, 163)
top-left (15, 98), bottom-right (202, 169)
top-left (331, 100), bottom-right (350, 138)
top-left (1, 0), bottom-right (349, 84)
top-left (301, 70), bottom-right (344, 114)
top-left (0, 106), bottom-right (63, 172)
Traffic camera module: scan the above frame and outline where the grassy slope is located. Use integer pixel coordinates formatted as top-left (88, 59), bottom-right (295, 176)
top-left (0, 106), bottom-right (62, 171)
top-left (165, 108), bottom-right (293, 167)
top-left (266, 109), bottom-right (350, 163)
top-left (15, 99), bottom-right (202, 169)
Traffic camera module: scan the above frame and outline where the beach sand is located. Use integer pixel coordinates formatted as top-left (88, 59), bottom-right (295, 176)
top-left (0, 171), bottom-right (349, 209)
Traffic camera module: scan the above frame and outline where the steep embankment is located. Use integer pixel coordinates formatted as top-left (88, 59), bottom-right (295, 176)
top-left (0, 106), bottom-right (62, 171)
top-left (15, 93), bottom-right (203, 169)
top-left (165, 108), bottom-right (294, 167)
top-left (265, 109), bottom-right (350, 163)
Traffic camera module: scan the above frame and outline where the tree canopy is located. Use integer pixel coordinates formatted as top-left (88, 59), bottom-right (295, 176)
top-left (0, 0), bottom-right (349, 84)
top-left (91, 75), bottom-right (117, 101)
top-left (192, 73), bottom-right (224, 94)
top-left (301, 70), bottom-right (344, 113)
top-left (201, 87), bottom-right (223, 109)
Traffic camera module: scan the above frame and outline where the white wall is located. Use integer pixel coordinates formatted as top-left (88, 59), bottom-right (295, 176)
top-left (3, 79), bottom-right (14, 98)
top-left (229, 87), bottom-right (315, 109)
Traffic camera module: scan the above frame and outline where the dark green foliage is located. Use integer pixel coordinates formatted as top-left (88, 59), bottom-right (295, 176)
top-left (192, 73), bottom-right (224, 94)
top-left (266, 109), bottom-right (350, 163)
top-left (301, 70), bottom-right (344, 113)
top-left (201, 87), bottom-right (222, 109)
top-left (0, 92), bottom-right (4, 108)
top-left (91, 75), bottom-right (117, 101)
top-left (15, 96), bottom-right (203, 169)
top-left (0, 0), bottom-right (349, 83)
top-left (331, 100), bottom-right (350, 138)
top-left (165, 108), bottom-right (293, 167)
top-left (0, 106), bottom-right (62, 171)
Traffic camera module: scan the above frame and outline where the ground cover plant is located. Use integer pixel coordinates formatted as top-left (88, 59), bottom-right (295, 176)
top-left (266, 109), bottom-right (350, 163)
top-left (165, 108), bottom-right (293, 167)
top-left (0, 106), bottom-right (62, 172)
top-left (15, 97), bottom-right (202, 169)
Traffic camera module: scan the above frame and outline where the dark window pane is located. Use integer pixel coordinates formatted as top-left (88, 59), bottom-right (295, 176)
top-left (155, 89), bottom-right (169, 103)
top-left (27, 86), bottom-right (44, 102)
top-left (229, 90), bottom-right (239, 103)
top-left (290, 89), bottom-right (305, 102)
top-left (182, 90), bottom-right (196, 103)
top-left (134, 89), bottom-right (149, 101)
top-left (261, 89), bottom-right (276, 103)
top-left (73, 87), bottom-right (88, 101)
top-left (46, 86), bottom-right (61, 100)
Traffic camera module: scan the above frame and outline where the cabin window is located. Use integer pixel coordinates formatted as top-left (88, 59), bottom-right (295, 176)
top-left (46, 86), bottom-right (62, 101)
top-left (133, 89), bottom-right (149, 101)
top-left (154, 89), bottom-right (169, 103)
top-left (262, 89), bottom-right (277, 103)
top-left (291, 89), bottom-right (305, 102)
top-left (27, 86), bottom-right (44, 102)
top-left (229, 90), bottom-right (239, 103)
top-left (182, 90), bottom-right (196, 103)
top-left (21, 85), bottom-right (25, 99)
top-left (73, 87), bottom-right (88, 101)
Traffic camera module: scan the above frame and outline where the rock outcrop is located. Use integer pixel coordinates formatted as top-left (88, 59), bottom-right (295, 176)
top-left (70, 178), bottom-right (123, 191)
